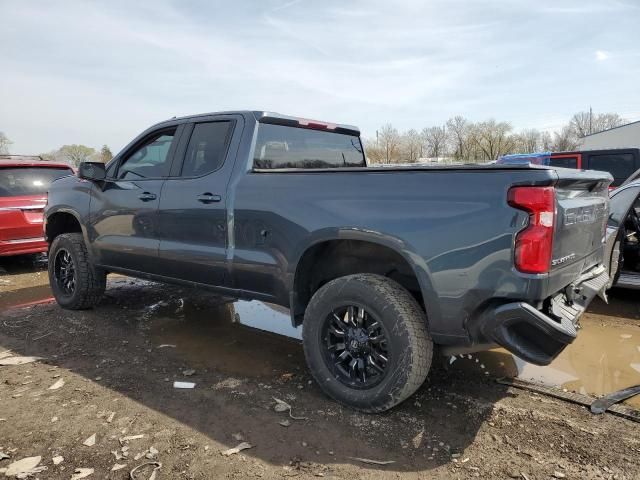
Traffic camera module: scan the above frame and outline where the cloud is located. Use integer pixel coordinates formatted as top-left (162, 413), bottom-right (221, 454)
top-left (1, 0), bottom-right (639, 154)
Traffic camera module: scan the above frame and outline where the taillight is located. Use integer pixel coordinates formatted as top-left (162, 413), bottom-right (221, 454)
top-left (508, 186), bottom-right (556, 274)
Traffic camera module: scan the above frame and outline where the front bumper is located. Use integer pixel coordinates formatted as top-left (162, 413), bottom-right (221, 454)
top-left (0, 237), bottom-right (48, 256)
top-left (480, 265), bottom-right (609, 365)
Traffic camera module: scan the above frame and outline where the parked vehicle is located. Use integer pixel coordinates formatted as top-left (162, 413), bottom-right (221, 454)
top-left (0, 156), bottom-right (74, 256)
top-left (44, 111), bottom-right (614, 412)
top-left (498, 148), bottom-right (640, 187)
top-left (605, 178), bottom-right (640, 289)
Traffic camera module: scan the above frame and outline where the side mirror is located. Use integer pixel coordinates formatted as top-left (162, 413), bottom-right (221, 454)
top-left (78, 162), bottom-right (106, 181)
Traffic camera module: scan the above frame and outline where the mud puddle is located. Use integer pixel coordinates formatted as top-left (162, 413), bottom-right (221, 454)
top-left (449, 314), bottom-right (640, 408)
top-left (0, 284), bottom-right (53, 309)
top-left (148, 296), bottom-right (304, 379)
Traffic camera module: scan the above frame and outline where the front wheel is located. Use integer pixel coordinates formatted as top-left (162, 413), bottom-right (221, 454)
top-left (302, 274), bottom-right (432, 412)
top-left (48, 233), bottom-right (106, 309)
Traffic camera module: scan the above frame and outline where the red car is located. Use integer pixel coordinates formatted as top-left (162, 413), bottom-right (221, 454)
top-left (0, 156), bottom-right (74, 256)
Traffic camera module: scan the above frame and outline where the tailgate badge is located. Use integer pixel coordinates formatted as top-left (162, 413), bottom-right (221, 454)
top-left (551, 253), bottom-right (576, 266)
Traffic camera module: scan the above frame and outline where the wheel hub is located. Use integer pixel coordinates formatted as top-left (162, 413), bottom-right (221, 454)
top-left (322, 305), bottom-right (390, 389)
top-left (346, 328), bottom-right (370, 354)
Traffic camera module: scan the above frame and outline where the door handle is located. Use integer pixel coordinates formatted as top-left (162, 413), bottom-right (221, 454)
top-left (196, 193), bottom-right (222, 204)
top-left (138, 192), bottom-right (157, 201)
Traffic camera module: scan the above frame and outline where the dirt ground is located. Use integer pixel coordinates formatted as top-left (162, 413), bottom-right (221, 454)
top-left (0, 255), bottom-right (639, 479)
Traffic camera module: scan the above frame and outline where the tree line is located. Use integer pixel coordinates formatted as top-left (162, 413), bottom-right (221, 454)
top-left (0, 132), bottom-right (113, 167)
top-left (0, 110), bottom-right (627, 166)
top-left (365, 111), bottom-right (626, 164)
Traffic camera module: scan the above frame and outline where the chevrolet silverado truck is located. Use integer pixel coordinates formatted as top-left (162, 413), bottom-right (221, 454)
top-left (44, 111), bottom-right (613, 412)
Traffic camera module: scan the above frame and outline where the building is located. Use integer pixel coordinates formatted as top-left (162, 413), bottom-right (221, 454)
top-left (580, 120), bottom-right (640, 150)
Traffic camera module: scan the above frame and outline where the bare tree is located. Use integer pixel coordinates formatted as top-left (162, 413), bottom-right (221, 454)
top-left (0, 132), bottom-right (12, 155)
top-left (551, 125), bottom-right (579, 151)
top-left (401, 129), bottom-right (422, 163)
top-left (570, 111), bottom-right (626, 137)
top-left (446, 116), bottom-right (471, 161)
top-left (516, 129), bottom-right (542, 153)
top-left (472, 120), bottom-right (516, 161)
top-left (422, 126), bottom-right (448, 159)
top-left (540, 131), bottom-right (553, 151)
top-left (378, 124), bottom-right (401, 163)
top-left (363, 138), bottom-right (384, 164)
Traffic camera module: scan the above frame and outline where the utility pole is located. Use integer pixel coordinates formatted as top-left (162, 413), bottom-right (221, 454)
top-left (589, 106), bottom-right (593, 135)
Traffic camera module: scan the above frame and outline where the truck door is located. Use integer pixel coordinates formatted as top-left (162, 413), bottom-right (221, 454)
top-left (157, 116), bottom-right (242, 287)
top-left (89, 126), bottom-right (182, 273)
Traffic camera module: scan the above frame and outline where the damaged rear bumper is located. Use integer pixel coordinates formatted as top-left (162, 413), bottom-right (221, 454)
top-left (480, 265), bottom-right (609, 365)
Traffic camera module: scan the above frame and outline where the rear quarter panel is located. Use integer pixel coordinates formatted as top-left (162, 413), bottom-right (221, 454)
top-left (232, 168), bottom-right (557, 344)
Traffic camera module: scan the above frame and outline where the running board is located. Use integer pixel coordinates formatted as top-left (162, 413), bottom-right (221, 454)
top-left (616, 272), bottom-right (640, 289)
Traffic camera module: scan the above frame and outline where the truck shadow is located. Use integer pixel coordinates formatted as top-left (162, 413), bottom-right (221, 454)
top-left (0, 276), bottom-right (509, 473)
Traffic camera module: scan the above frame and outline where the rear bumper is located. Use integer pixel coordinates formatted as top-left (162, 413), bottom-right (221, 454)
top-left (479, 265), bottom-right (609, 365)
top-left (0, 237), bottom-right (48, 256)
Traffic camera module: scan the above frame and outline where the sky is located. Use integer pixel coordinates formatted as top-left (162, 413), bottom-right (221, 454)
top-left (1, 0), bottom-right (639, 155)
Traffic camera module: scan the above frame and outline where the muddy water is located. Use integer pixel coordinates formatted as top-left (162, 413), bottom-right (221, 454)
top-left (147, 296), bottom-right (304, 378)
top-left (449, 312), bottom-right (640, 408)
top-left (2, 263), bottom-right (639, 406)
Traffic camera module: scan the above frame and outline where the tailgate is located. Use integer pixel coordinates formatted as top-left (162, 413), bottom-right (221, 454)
top-left (551, 169), bottom-right (611, 275)
top-left (0, 195), bottom-right (47, 241)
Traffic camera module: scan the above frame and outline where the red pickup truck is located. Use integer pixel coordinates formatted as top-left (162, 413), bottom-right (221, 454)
top-left (0, 156), bottom-right (74, 256)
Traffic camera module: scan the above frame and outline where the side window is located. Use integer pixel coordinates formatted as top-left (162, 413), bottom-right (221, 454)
top-left (253, 123), bottom-right (365, 169)
top-left (181, 122), bottom-right (232, 177)
top-left (588, 153), bottom-right (635, 186)
top-left (549, 157), bottom-right (577, 169)
top-left (117, 129), bottom-right (176, 180)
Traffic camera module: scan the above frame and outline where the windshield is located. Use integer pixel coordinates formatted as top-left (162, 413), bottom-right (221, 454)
top-left (0, 167), bottom-right (73, 197)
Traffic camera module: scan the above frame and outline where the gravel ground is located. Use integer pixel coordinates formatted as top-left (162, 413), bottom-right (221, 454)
top-left (0, 254), bottom-right (639, 479)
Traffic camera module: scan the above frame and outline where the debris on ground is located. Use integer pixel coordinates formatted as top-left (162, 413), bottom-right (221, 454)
top-left (111, 463), bottom-right (126, 471)
top-left (273, 397), bottom-right (307, 420)
top-left (129, 461), bottom-right (161, 480)
top-left (347, 457), bottom-right (395, 466)
top-left (156, 344), bottom-right (176, 348)
top-left (591, 384), bottom-right (640, 414)
top-left (3, 456), bottom-right (44, 477)
top-left (221, 442), bottom-right (252, 456)
top-left (70, 467), bottom-right (94, 479)
top-left (48, 378), bottom-right (65, 390)
top-left (231, 433), bottom-right (244, 441)
top-left (279, 419), bottom-right (291, 427)
top-left (52, 456), bottom-right (64, 465)
top-left (82, 434), bottom-right (96, 447)
top-left (0, 452), bottom-right (9, 460)
top-left (0, 356), bottom-right (41, 366)
top-left (182, 369), bottom-right (196, 376)
top-left (119, 434), bottom-right (144, 444)
top-left (173, 381), bottom-right (195, 389)
top-left (212, 377), bottom-right (243, 390)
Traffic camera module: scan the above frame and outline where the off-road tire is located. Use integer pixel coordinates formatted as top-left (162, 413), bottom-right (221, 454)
top-left (302, 274), bottom-right (432, 412)
top-left (48, 233), bottom-right (106, 309)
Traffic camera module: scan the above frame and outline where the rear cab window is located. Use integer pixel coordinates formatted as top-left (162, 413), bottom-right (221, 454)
top-left (253, 124), bottom-right (365, 169)
top-left (0, 167), bottom-right (73, 196)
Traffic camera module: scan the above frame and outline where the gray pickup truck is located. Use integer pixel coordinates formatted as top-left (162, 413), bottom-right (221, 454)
top-left (44, 111), bottom-right (613, 412)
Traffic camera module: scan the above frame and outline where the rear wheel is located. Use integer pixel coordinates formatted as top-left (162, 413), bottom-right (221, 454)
top-left (302, 274), bottom-right (432, 412)
top-left (48, 233), bottom-right (105, 309)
